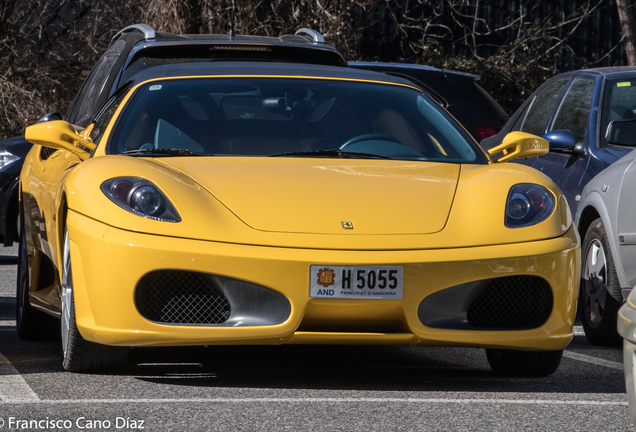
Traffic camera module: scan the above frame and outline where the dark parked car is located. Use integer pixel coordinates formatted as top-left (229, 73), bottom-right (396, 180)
top-left (481, 67), bottom-right (636, 345)
top-left (0, 136), bottom-right (31, 246)
top-left (0, 24), bottom-right (346, 247)
top-left (349, 62), bottom-right (509, 142)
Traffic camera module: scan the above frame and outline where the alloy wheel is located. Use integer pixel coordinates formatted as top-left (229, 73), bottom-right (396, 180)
top-left (61, 229), bottom-right (72, 360)
top-left (582, 239), bottom-right (607, 328)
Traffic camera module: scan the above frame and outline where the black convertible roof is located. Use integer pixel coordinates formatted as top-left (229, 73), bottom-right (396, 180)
top-left (128, 62), bottom-right (419, 88)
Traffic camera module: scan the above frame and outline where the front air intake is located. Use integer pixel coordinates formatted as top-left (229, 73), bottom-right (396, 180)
top-left (418, 275), bottom-right (553, 330)
top-left (135, 270), bottom-right (231, 325)
top-left (466, 275), bottom-right (552, 328)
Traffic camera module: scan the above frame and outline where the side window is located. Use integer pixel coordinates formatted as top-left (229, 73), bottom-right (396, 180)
top-left (550, 78), bottom-right (594, 136)
top-left (66, 64), bottom-right (99, 123)
top-left (600, 78), bottom-right (636, 139)
top-left (511, 78), bottom-right (569, 136)
top-left (71, 54), bottom-right (118, 126)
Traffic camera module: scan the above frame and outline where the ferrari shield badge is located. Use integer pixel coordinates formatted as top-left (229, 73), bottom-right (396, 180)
top-left (317, 268), bottom-right (336, 288)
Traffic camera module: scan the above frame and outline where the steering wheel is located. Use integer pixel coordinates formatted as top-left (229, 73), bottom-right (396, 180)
top-left (339, 133), bottom-right (403, 150)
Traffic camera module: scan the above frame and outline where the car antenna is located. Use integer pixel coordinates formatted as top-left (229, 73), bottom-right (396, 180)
top-left (228, 0), bottom-right (236, 38)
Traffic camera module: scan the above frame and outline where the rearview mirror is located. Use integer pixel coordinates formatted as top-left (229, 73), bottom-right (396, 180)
top-left (25, 120), bottom-right (96, 160)
top-left (262, 97), bottom-right (316, 114)
top-left (487, 131), bottom-right (548, 163)
top-left (606, 119), bottom-right (636, 147)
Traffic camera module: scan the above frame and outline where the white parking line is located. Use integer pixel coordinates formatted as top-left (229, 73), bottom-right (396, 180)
top-left (573, 325), bottom-right (585, 336)
top-left (0, 397), bottom-right (627, 406)
top-left (563, 351), bottom-right (624, 370)
top-left (0, 320), bottom-right (622, 405)
top-left (0, 353), bottom-right (39, 402)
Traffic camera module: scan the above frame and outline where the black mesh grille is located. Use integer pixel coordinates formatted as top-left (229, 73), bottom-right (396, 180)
top-left (40, 147), bottom-right (58, 160)
top-left (466, 276), bottom-right (552, 329)
top-left (135, 270), bottom-right (231, 324)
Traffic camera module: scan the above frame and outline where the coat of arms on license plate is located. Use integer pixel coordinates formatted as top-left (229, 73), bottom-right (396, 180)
top-left (317, 268), bottom-right (336, 288)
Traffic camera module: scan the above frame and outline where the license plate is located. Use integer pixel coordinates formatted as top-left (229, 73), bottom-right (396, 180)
top-left (309, 265), bottom-right (403, 299)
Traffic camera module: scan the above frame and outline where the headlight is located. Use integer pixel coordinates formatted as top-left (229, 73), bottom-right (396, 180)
top-left (0, 150), bottom-right (19, 170)
top-left (101, 177), bottom-right (181, 222)
top-left (505, 184), bottom-right (555, 228)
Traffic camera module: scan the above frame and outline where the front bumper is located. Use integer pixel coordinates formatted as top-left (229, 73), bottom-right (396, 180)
top-left (68, 210), bottom-right (580, 350)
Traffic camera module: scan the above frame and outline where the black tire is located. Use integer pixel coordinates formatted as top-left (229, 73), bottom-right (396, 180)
top-left (579, 218), bottom-right (623, 347)
top-left (16, 225), bottom-right (53, 339)
top-left (61, 289), bottom-right (129, 373)
top-left (61, 227), bottom-right (128, 373)
top-left (486, 349), bottom-right (563, 376)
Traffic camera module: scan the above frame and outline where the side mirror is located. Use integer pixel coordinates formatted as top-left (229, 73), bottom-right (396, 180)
top-left (543, 130), bottom-right (578, 150)
top-left (543, 129), bottom-right (586, 158)
top-left (487, 131), bottom-right (548, 163)
top-left (606, 119), bottom-right (636, 147)
top-left (25, 120), bottom-right (96, 160)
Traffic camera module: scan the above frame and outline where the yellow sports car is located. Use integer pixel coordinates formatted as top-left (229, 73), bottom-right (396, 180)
top-left (18, 62), bottom-right (579, 375)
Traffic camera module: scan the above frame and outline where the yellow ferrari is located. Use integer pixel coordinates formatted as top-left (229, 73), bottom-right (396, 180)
top-left (18, 62), bottom-right (579, 375)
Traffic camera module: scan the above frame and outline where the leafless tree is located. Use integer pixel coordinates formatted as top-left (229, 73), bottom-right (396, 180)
top-left (0, 0), bottom-right (151, 138)
top-left (0, 0), bottom-right (625, 138)
top-left (617, 0), bottom-right (636, 65)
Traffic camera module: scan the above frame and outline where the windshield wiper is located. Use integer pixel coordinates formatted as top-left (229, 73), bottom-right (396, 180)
top-left (120, 148), bottom-right (209, 157)
top-left (268, 149), bottom-right (392, 159)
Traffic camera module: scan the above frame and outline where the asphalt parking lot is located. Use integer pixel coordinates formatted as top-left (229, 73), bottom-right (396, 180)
top-left (0, 244), bottom-right (631, 431)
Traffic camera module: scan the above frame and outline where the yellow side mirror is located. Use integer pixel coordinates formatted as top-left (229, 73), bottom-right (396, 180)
top-left (487, 131), bottom-right (548, 163)
top-left (25, 120), bottom-right (96, 160)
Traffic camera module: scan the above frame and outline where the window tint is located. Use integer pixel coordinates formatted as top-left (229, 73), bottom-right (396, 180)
top-left (551, 78), bottom-right (594, 136)
top-left (511, 78), bottom-right (569, 136)
top-left (72, 55), bottom-right (118, 126)
top-left (601, 78), bottom-right (636, 140)
top-left (108, 78), bottom-right (484, 164)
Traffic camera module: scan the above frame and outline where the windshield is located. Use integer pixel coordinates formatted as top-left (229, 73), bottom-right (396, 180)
top-left (108, 77), bottom-right (485, 163)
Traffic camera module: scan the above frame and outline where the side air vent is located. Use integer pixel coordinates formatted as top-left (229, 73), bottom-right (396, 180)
top-left (40, 147), bottom-right (58, 160)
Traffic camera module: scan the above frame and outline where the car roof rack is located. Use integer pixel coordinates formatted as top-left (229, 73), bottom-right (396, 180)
top-left (110, 24), bottom-right (156, 48)
top-left (110, 24), bottom-right (327, 49)
top-left (294, 28), bottom-right (325, 44)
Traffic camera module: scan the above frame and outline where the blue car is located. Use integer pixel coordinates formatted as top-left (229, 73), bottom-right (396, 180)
top-left (482, 67), bottom-right (636, 345)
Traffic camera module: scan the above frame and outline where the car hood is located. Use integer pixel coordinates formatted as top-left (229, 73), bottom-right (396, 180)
top-left (157, 158), bottom-right (460, 235)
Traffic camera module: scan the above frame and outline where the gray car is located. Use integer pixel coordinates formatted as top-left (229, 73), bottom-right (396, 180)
top-left (574, 134), bottom-right (636, 346)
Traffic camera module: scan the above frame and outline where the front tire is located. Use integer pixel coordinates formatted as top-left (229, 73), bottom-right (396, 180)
top-left (486, 349), bottom-right (563, 376)
top-left (61, 227), bottom-right (128, 373)
top-left (579, 219), bottom-right (623, 347)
